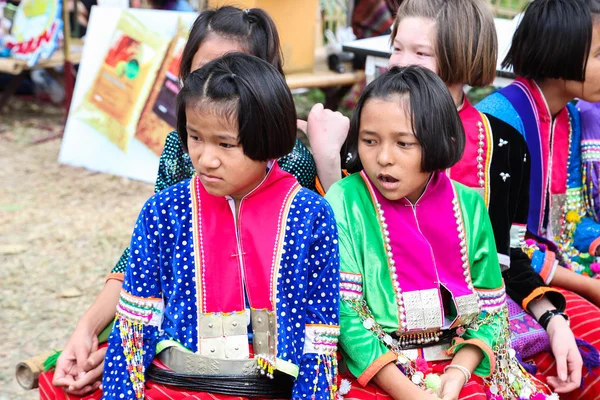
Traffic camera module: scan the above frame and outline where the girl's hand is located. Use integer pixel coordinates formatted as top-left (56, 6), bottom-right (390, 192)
top-left (546, 315), bottom-right (582, 393)
top-left (435, 369), bottom-right (466, 400)
top-left (305, 103), bottom-right (350, 193)
top-left (306, 103), bottom-right (350, 157)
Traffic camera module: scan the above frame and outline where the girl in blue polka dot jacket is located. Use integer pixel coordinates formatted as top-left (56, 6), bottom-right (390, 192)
top-left (101, 53), bottom-right (340, 400)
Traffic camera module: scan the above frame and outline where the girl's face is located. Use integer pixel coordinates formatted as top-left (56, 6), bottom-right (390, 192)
top-left (358, 97), bottom-right (431, 203)
top-left (186, 106), bottom-right (268, 200)
top-left (563, 23), bottom-right (600, 102)
top-left (388, 17), bottom-right (437, 73)
top-left (190, 34), bottom-right (246, 72)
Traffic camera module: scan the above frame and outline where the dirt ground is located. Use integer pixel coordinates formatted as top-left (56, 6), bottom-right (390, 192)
top-left (0, 100), bottom-right (154, 399)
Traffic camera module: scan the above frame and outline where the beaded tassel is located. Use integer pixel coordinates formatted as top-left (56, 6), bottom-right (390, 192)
top-left (256, 354), bottom-right (275, 379)
top-left (310, 354), bottom-right (339, 400)
top-left (118, 315), bottom-right (145, 399)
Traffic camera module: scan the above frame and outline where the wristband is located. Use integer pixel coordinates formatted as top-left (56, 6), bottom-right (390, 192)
top-left (443, 364), bottom-right (471, 385)
top-left (538, 309), bottom-right (569, 330)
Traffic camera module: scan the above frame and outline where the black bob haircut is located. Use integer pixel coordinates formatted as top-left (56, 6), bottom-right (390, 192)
top-left (179, 6), bottom-right (283, 82)
top-left (176, 52), bottom-right (296, 162)
top-left (503, 0), bottom-right (600, 81)
top-left (343, 65), bottom-right (465, 174)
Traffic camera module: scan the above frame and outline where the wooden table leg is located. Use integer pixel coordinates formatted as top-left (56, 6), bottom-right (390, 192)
top-left (63, 61), bottom-right (76, 117)
top-left (0, 72), bottom-right (26, 114)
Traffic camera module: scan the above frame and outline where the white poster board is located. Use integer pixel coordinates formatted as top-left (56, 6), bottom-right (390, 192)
top-left (59, 7), bottom-right (197, 183)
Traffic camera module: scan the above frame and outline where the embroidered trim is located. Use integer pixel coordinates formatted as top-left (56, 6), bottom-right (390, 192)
top-left (479, 113), bottom-right (494, 207)
top-left (361, 171), bottom-right (407, 330)
top-left (117, 291), bottom-right (164, 327)
top-left (116, 291), bottom-right (164, 399)
top-left (340, 272), bottom-right (363, 301)
top-left (581, 139), bottom-right (600, 162)
top-left (191, 176), bottom-right (205, 351)
top-left (271, 184), bottom-right (300, 307)
top-left (476, 286), bottom-right (506, 315)
top-left (451, 187), bottom-right (477, 295)
top-left (304, 324), bottom-right (340, 355)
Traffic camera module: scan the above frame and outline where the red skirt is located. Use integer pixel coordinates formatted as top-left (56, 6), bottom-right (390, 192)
top-left (39, 371), bottom-right (273, 400)
top-left (528, 288), bottom-right (600, 400)
top-left (338, 364), bottom-right (488, 400)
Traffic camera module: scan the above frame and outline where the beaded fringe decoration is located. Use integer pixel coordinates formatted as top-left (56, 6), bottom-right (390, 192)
top-left (343, 298), bottom-right (425, 388)
top-left (310, 354), bottom-right (338, 400)
top-left (343, 298), bottom-right (554, 397)
top-left (118, 314), bottom-right (146, 399)
top-left (482, 308), bottom-right (551, 399)
top-left (256, 354), bottom-right (276, 379)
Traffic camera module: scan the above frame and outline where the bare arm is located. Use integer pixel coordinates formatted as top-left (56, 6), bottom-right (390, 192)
top-left (78, 279), bottom-right (122, 336)
top-left (373, 362), bottom-right (439, 400)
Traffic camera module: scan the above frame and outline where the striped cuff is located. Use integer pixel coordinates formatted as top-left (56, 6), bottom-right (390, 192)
top-left (539, 251), bottom-right (558, 284)
top-left (447, 338), bottom-right (496, 377)
top-left (117, 290), bottom-right (164, 327)
top-left (530, 249), bottom-right (558, 285)
top-left (521, 287), bottom-right (565, 313)
top-left (340, 272), bottom-right (363, 301)
top-left (476, 286), bottom-right (506, 315)
top-left (304, 324), bottom-right (340, 355)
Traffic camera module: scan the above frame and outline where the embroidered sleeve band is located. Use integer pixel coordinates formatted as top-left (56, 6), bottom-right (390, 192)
top-left (304, 324), bottom-right (340, 355)
top-left (476, 286), bottom-right (506, 315)
top-left (340, 272), bottom-right (363, 301)
top-left (117, 291), bottom-right (164, 327)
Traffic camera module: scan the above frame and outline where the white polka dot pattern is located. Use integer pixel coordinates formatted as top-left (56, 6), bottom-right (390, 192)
top-left (102, 180), bottom-right (340, 399)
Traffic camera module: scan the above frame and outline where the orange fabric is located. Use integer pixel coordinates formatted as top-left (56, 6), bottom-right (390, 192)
top-left (447, 338), bottom-right (495, 377)
top-left (105, 272), bottom-right (124, 282)
top-left (315, 170), bottom-right (349, 197)
top-left (589, 236), bottom-right (600, 257)
top-left (521, 286), bottom-right (563, 312)
top-left (538, 251), bottom-right (556, 283)
top-left (315, 177), bottom-right (326, 197)
top-left (357, 352), bottom-right (398, 387)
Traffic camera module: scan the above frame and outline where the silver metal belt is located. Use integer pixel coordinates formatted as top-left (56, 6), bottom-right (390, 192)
top-left (157, 346), bottom-right (260, 376)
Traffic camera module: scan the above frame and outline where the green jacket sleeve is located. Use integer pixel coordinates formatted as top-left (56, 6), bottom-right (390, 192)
top-left (450, 184), bottom-right (505, 378)
top-left (325, 184), bottom-right (396, 386)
